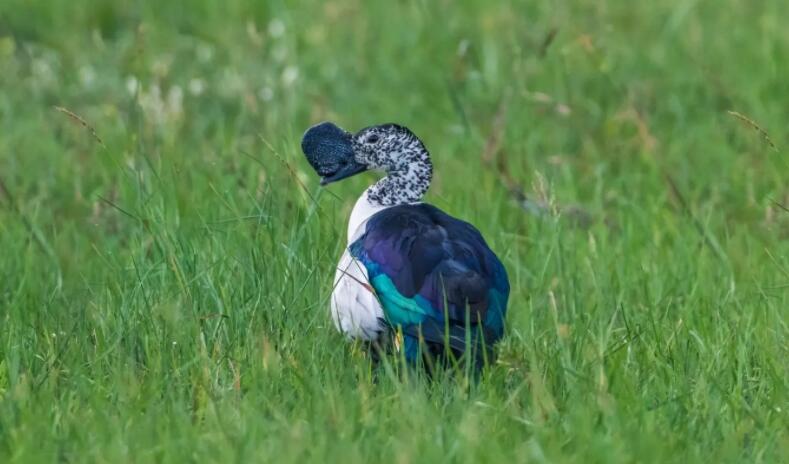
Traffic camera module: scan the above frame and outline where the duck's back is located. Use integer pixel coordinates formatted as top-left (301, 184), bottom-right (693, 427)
top-left (348, 203), bottom-right (510, 363)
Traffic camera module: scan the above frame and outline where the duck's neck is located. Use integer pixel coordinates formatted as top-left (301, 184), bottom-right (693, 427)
top-left (367, 148), bottom-right (432, 207)
top-left (346, 154), bottom-right (432, 243)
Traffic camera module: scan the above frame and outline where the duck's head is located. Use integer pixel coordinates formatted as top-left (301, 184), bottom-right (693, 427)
top-left (301, 121), bottom-right (430, 186)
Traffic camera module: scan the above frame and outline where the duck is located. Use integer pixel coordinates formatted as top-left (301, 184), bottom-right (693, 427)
top-left (301, 121), bottom-right (510, 371)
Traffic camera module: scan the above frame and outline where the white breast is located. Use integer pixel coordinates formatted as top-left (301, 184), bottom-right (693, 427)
top-left (331, 248), bottom-right (383, 339)
top-left (330, 189), bottom-right (388, 340)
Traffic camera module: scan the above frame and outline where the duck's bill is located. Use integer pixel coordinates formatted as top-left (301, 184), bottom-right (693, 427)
top-left (320, 160), bottom-right (368, 186)
top-left (302, 121), bottom-right (368, 186)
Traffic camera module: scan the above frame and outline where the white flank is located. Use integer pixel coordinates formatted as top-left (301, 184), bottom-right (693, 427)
top-left (330, 188), bottom-right (389, 339)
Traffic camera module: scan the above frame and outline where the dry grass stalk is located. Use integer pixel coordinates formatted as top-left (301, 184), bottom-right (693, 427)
top-left (53, 106), bottom-right (106, 148)
top-left (727, 110), bottom-right (778, 151)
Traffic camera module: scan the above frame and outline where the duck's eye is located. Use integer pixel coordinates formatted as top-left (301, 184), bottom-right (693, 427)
top-left (365, 134), bottom-right (380, 144)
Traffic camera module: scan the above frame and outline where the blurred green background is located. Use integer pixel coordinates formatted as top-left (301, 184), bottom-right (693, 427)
top-left (0, 0), bottom-right (787, 462)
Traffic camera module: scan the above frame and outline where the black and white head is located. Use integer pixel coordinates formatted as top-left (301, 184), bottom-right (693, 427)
top-left (301, 122), bottom-right (433, 205)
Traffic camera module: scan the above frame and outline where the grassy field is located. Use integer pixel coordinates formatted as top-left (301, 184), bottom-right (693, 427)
top-left (1, 0), bottom-right (787, 462)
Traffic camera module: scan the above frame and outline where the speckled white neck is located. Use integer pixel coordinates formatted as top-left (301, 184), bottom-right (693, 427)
top-left (350, 124), bottom-right (433, 207)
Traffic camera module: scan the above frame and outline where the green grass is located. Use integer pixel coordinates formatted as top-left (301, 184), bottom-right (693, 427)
top-left (1, 0), bottom-right (787, 462)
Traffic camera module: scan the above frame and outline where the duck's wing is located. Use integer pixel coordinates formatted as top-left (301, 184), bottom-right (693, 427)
top-left (348, 203), bottom-right (510, 354)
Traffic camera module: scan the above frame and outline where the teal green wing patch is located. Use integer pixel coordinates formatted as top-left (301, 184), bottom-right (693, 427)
top-left (368, 273), bottom-right (433, 326)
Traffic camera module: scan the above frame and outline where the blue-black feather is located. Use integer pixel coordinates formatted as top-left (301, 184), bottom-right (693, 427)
top-left (349, 203), bottom-right (510, 367)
